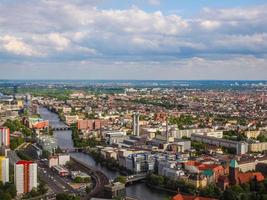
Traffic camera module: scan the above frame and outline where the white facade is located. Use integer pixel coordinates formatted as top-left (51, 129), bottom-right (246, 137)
top-left (0, 157), bottom-right (9, 183)
top-left (15, 164), bottom-right (24, 194)
top-left (58, 154), bottom-right (70, 166)
top-left (15, 162), bottom-right (37, 194)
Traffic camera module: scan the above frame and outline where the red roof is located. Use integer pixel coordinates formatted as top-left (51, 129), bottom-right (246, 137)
top-left (172, 194), bottom-right (218, 200)
top-left (16, 160), bottom-right (34, 165)
top-left (238, 172), bottom-right (264, 184)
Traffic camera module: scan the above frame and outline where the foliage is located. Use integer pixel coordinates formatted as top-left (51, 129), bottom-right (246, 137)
top-left (16, 150), bottom-right (32, 161)
top-left (71, 125), bottom-right (101, 148)
top-left (10, 137), bottom-right (24, 150)
top-left (169, 115), bottom-right (196, 129)
top-left (42, 150), bottom-right (51, 159)
top-left (74, 177), bottom-right (90, 183)
top-left (223, 130), bottom-right (247, 141)
top-left (4, 119), bottom-right (32, 136)
top-left (56, 193), bottom-right (80, 200)
top-left (115, 176), bottom-right (127, 184)
top-left (0, 182), bottom-right (17, 200)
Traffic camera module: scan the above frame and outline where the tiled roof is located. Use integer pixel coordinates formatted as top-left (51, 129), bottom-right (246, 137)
top-left (172, 194), bottom-right (218, 200)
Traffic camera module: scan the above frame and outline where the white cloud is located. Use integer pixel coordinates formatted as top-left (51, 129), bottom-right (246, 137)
top-left (0, 35), bottom-right (40, 56)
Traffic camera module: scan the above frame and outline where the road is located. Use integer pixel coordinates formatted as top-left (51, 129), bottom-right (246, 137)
top-left (70, 158), bottom-right (109, 199)
top-left (37, 160), bottom-right (77, 195)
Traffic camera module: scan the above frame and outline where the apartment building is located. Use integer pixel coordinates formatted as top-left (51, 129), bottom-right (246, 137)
top-left (0, 127), bottom-right (10, 147)
top-left (15, 161), bottom-right (37, 194)
top-left (0, 156), bottom-right (9, 183)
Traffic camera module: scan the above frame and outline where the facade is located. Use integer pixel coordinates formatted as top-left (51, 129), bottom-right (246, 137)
top-left (126, 153), bottom-right (155, 173)
top-left (0, 156), bottom-right (9, 183)
top-left (105, 131), bottom-right (127, 145)
top-left (133, 112), bottom-right (140, 136)
top-left (58, 154), bottom-right (70, 166)
top-left (191, 134), bottom-right (248, 155)
top-left (0, 127), bottom-right (10, 147)
top-left (48, 156), bottom-right (59, 168)
top-left (249, 142), bottom-right (267, 152)
top-left (78, 119), bottom-right (101, 130)
top-left (15, 161), bottom-right (37, 194)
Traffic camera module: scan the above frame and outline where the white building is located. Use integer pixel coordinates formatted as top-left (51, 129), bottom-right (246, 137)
top-left (0, 156), bottom-right (9, 183)
top-left (15, 161), bottom-right (37, 194)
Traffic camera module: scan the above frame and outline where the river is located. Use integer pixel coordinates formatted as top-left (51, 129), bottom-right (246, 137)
top-left (38, 107), bottom-right (173, 200)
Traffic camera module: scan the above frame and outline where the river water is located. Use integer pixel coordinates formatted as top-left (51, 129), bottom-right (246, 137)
top-left (38, 107), bottom-right (173, 200)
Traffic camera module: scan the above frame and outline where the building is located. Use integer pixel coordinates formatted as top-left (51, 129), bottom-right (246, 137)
top-left (104, 182), bottom-right (126, 199)
top-left (0, 127), bottom-right (10, 147)
top-left (105, 131), bottom-right (127, 145)
top-left (248, 142), bottom-right (267, 152)
top-left (172, 194), bottom-right (218, 200)
top-left (191, 134), bottom-right (248, 155)
top-left (58, 154), bottom-right (70, 166)
top-left (245, 130), bottom-right (261, 139)
top-left (71, 171), bottom-right (91, 182)
top-left (15, 160), bottom-right (37, 194)
top-left (78, 119), bottom-right (102, 130)
top-left (36, 135), bottom-right (58, 153)
top-left (48, 156), bottom-right (59, 168)
top-left (228, 159), bottom-right (264, 185)
top-left (133, 112), bottom-right (140, 136)
top-left (0, 156), bottom-right (9, 183)
top-left (126, 153), bottom-right (155, 173)
top-left (48, 154), bottom-right (70, 168)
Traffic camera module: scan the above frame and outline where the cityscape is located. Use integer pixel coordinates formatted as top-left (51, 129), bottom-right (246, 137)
top-left (0, 1), bottom-right (267, 200)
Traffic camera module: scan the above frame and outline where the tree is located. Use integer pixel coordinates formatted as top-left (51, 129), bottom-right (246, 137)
top-left (115, 176), bottom-right (127, 184)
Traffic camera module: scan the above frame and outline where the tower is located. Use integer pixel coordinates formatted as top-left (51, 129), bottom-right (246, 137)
top-left (229, 159), bottom-right (239, 185)
top-left (0, 156), bottom-right (9, 184)
top-left (0, 127), bottom-right (10, 147)
top-left (166, 116), bottom-right (169, 142)
top-left (133, 112), bottom-right (140, 136)
top-left (15, 160), bottom-right (37, 194)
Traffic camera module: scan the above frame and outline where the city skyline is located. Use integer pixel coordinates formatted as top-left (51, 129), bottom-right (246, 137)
top-left (0, 0), bottom-right (266, 80)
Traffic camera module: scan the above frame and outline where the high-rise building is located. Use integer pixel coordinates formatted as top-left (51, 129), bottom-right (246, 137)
top-left (15, 160), bottom-right (37, 194)
top-left (0, 127), bottom-right (10, 147)
top-left (0, 156), bottom-right (9, 184)
top-left (133, 112), bottom-right (140, 136)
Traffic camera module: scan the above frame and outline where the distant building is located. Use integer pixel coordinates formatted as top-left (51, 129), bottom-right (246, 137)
top-left (78, 119), bottom-right (102, 130)
top-left (48, 154), bottom-right (70, 168)
top-left (0, 156), bottom-right (9, 184)
top-left (133, 112), bottom-right (140, 136)
top-left (15, 160), bottom-right (37, 194)
top-left (0, 127), bottom-right (10, 147)
top-left (191, 134), bottom-right (248, 155)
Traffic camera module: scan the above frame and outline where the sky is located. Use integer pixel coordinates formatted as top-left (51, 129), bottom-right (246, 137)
top-left (0, 0), bottom-right (266, 80)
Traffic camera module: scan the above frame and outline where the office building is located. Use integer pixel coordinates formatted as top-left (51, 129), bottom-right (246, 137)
top-left (0, 156), bottom-right (9, 183)
top-left (15, 160), bottom-right (37, 194)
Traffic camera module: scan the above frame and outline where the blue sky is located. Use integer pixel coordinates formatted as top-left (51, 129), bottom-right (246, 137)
top-left (0, 0), bottom-right (266, 80)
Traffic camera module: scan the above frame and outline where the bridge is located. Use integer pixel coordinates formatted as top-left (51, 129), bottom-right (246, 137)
top-left (61, 147), bottom-right (86, 153)
top-left (126, 173), bottom-right (147, 184)
top-left (52, 126), bottom-right (71, 131)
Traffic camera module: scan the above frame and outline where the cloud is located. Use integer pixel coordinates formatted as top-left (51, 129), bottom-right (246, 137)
top-left (0, 35), bottom-right (40, 56)
top-left (0, 1), bottom-right (266, 79)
